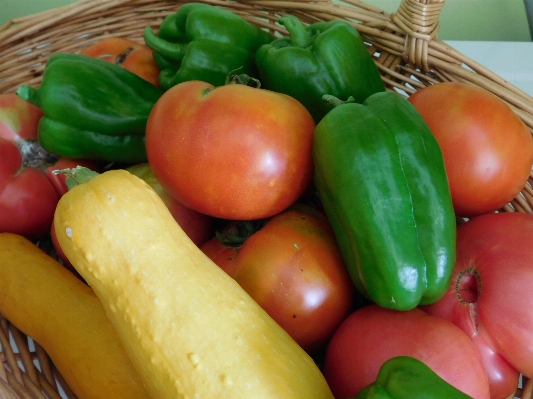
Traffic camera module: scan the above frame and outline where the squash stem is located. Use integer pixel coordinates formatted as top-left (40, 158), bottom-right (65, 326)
top-left (53, 166), bottom-right (99, 190)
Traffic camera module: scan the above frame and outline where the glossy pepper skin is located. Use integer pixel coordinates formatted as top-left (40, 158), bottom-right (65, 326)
top-left (313, 92), bottom-right (456, 311)
top-left (16, 53), bottom-right (163, 163)
top-left (354, 356), bottom-right (473, 399)
top-left (255, 15), bottom-right (385, 123)
top-left (143, 2), bottom-right (274, 90)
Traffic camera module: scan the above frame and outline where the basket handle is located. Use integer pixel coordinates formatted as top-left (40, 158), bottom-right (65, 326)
top-left (391, 0), bottom-right (445, 72)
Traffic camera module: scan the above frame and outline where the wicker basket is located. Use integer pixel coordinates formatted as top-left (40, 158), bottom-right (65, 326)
top-left (1, 0), bottom-right (532, 398)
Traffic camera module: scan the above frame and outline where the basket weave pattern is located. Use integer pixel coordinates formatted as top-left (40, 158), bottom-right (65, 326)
top-left (1, 0), bottom-right (533, 398)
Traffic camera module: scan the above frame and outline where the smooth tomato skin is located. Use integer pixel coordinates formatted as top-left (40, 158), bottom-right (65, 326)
top-left (228, 206), bottom-right (355, 354)
top-left (145, 80), bottom-right (316, 220)
top-left (80, 37), bottom-right (160, 86)
top-left (126, 163), bottom-right (214, 247)
top-left (0, 93), bottom-right (43, 141)
top-left (408, 82), bottom-right (533, 217)
top-left (200, 236), bottom-right (240, 277)
top-left (422, 212), bottom-right (533, 399)
top-left (0, 138), bottom-right (59, 239)
top-left (323, 305), bottom-right (490, 399)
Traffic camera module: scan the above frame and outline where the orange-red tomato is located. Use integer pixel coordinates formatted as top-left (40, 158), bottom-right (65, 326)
top-left (80, 37), bottom-right (160, 86)
top-left (0, 93), bottom-right (43, 141)
top-left (408, 82), bottom-right (533, 217)
top-left (200, 221), bottom-right (245, 277)
top-left (145, 80), bottom-right (316, 220)
top-left (201, 205), bottom-right (355, 354)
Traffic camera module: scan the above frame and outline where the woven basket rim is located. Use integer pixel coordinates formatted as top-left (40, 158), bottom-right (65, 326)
top-left (1, 1), bottom-right (533, 398)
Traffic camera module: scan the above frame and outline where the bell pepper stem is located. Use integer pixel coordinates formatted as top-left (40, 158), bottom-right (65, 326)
top-left (278, 15), bottom-right (313, 48)
top-left (226, 72), bottom-right (261, 88)
top-left (16, 85), bottom-right (41, 108)
top-left (322, 94), bottom-right (356, 107)
top-left (143, 27), bottom-right (187, 62)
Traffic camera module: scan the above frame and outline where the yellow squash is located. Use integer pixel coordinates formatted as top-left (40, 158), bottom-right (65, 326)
top-left (0, 233), bottom-right (151, 399)
top-left (54, 168), bottom-right (335, 399)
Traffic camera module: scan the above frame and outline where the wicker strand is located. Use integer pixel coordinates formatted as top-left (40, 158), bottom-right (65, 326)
top-left (390, 0), bottom-right (444, 71)
top-left (33, 342), bottom-right (58, 392)
top-left (0, 378), bottom-right (22, 399)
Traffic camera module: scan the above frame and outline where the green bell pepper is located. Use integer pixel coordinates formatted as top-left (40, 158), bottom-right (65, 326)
top-left (354, 356), bottom-right (473, 399)
top-left (313, 92), bottom-right (456, 311)
top-left (143, 2), bottom-right (274, 90)
top-left (16, 53), bottom-right (163, 163)
top-left (255, 15), bottom-right (385, 123)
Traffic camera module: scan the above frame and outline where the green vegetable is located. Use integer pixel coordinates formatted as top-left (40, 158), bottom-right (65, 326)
top-left (16, 53), bottom-right (163, 163)
top-left (143, 2), bottom-right (274, 90)
top-left (313, 92), bottom-right (456, 311)
top-left (354, 356), bottom-right (473, 399)
top-left (255, 15), bottom-right (385, 123)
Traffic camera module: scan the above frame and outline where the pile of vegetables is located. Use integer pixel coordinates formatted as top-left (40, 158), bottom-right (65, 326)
top-left (1, 3), bottom-right (533, 399)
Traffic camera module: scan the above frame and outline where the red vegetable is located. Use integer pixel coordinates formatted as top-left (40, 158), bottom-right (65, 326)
top-left (0, 92), bottom-right (43, 141)
top-left (422, 212), bottom-right (533, 399)
top-left (145, 79), bottom-right (315, 220)
top-left (408, 82), bottom-right (533, 217)
top-left (80, 37), bottom-right (160, 86)
top-left (201, 205), bottom-right (355, 354)
top-left (323, 305), bottom-right (490, 399)
top-left (0, 137), bottom-right (58, 239)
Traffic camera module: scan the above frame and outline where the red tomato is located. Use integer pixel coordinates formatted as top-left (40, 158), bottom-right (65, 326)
top-left (408, 82), bottom-right (533, 217)
top-left (200, 236), bottom-right (240, 277)
top-left (126, 163), bottom-right (214, 247)
top-left (80, 37), bottom-right (160, 86)
top-left (145, 80), bottom-right (316, 220)
top-left (0, 93), bottom-right (43, 141)
top-left (422, 212), bottom-right (533, 399)
top-left (202, 205), bottom-right (355, 354)
top-left (0, 137), bottom-right (58, 239)
top-left (200, 221), bottom-right (249, 277)
top-left (323, 305), bottom-right (490, 399)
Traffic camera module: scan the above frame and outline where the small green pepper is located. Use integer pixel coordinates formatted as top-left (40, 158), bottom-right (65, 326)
top-left (16, 53), bottom-right (163, 163)
top-left (255, 15), bottom-right (385, 123)
top-left (313, 92), bottom-right (456, 311)
top-left (354, 356), bottom-right (473, 399)
top-left (143, 2), bottom-right (274, 90)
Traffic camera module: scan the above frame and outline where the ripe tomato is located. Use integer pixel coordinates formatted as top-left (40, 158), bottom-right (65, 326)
top-left (145, 80), bottom-right (316, 220)
top-left (0, 93), bottom-right (43, 141)
top-left (323, 305), bottom-right (490, 399)
top-left (201, 205), bottom-right (355, 354)
top-left (408, 82), bottom-right (533, 217)
top-left (200, 236), bottom-right (240, 277)
top-left (200, 221), bottom-right (253, 277)
top-left (0, 137), bottom-right (58, 239)
top-left (126, 163), bottom-right (214, 247)
top-left (422, 212), bottom-right (533, 399)
top-left (80, 37), bottom-right (160, 86)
